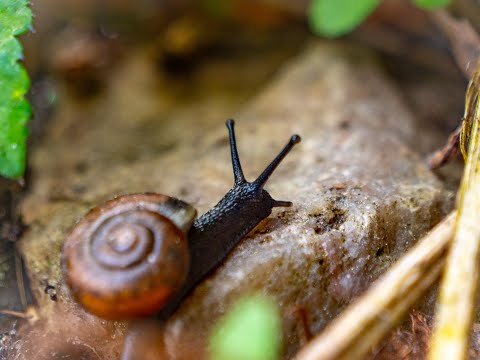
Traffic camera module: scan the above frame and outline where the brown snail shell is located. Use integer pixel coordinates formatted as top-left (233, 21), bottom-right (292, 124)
top-left (62, 193), bottom-right (197, 319)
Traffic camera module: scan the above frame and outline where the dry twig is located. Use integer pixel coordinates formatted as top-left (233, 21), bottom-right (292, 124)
top-left (0, 309), bottom-right (32, 319)
top-left (428, 125), bottom-right (461, 169)
top-left (0, 306), bottom-right (38, 323)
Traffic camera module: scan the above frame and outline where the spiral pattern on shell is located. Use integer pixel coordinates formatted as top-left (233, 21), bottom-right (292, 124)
top-left (62, 193), bottom-right (196, 319)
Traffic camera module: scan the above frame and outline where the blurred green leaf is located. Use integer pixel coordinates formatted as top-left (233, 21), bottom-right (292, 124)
top-left (202, 0), bottom-right (232, 18)
top-left (308, 0), bottom-right (380, 37)
top-left (0, 0), bottom-right (32, 179)
top-left (411, 0), bottom-right (452, 9)
top-left (209, 294), bottom-right (282, 360)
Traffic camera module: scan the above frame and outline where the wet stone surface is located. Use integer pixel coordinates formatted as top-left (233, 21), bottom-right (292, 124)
top-left (15, 41), bottom-right (453, 359)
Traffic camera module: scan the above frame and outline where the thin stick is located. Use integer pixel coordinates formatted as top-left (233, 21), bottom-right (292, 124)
top-left (15, 252), bottom-right (27, 309)
top-left (428, 64), bottom-right (480, 360)
top-left (0, 309), bottom-right (32, 319)
top-left (294, 211), bottom-right (456, 360)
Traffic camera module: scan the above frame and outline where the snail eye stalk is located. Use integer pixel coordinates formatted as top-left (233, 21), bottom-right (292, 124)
top-left (226, 118), bottom-right (301, 190)
top-left (226, 119), bottom-right (246, 186)
top-left (254, 134), bottom-right (301, 189)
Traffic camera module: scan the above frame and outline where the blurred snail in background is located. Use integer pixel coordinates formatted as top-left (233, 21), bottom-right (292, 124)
top-left (62, 119), bottom-right (301, 319)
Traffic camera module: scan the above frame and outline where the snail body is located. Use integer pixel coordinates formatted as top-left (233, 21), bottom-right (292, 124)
top-left (62, 120), bottom-right (301, 319)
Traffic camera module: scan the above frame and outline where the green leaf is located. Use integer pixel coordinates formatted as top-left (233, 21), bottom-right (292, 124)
top-left (0, 0), bottom-right (32, 179)
top-left (209, 295), bottom-right (282, 360)
top-left (201, 0), bottom-right (232, 17)
top-left (411, 0), bottom-right (452, 9)
top-left (308, 0), bottom-right (380, 37)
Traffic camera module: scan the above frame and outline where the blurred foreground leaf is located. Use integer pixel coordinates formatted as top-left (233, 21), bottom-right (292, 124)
top-left (308, 0), bottom-right (452, 38)
top-left (209, 294), bottom-right (282, 360)
top-left (308, 0), bottom-right (379, 37)
top-left (412, 0), bottom-right (452, 10)
top-left (202, 0), bottom-right (232, 17)
top-left (0, 0), bottom-right (32, 179)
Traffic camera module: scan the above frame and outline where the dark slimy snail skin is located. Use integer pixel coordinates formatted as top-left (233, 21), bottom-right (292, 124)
top-left (62, 119), bottom-right (301, 320)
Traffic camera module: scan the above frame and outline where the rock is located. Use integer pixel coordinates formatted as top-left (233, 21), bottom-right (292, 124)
top-left (17, 41), bottom-right (452, 359)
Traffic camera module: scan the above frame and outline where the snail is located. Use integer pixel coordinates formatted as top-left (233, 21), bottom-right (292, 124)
top-left (62, 119), bottom-right (301, 319)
